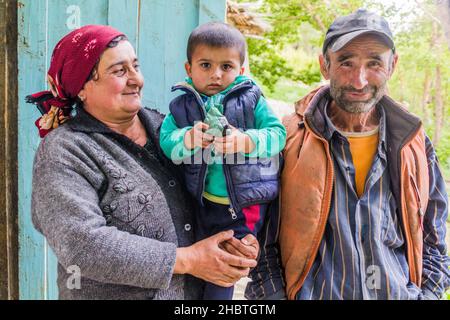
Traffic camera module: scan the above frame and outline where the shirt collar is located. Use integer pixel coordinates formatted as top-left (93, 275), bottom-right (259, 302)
top-left (323, 103), bottom-right (387, 155)
top-left (68, 106), bottom-right (159, 137)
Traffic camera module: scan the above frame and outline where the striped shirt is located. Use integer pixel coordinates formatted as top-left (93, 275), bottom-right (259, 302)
top-left (246, 104), bottom-right (450, 300)
top-left (296, 106), bottom-right (450, 300)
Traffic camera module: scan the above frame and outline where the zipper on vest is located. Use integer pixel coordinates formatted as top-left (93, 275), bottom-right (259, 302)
top-left (198, 164), bottom-right (208, 206)
top-left (175, 81), bottom-right (252, 210)
top-left (172, 84), bottom-right (209, 204)
top-left (228, 206), bottom-right (238, 220)
top-left (223, 159), bottom-right (240, 213)
top-left (220, 88), bottom-right (243, 215)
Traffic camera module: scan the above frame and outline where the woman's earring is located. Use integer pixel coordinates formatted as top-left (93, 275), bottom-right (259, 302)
top-left (78, 95), bottom-right (85, 101)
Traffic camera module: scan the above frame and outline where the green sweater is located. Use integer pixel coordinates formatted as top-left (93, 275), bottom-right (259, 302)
top-left (160, 75), bottom-right (286, 198)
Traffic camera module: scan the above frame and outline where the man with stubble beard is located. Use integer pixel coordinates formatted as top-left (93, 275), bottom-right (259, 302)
top-left (245, 8), bottom-right (450, 300)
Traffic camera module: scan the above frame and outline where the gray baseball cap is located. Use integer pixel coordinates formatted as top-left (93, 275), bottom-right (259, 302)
top-left (323, 8), bottom-right (395, 54)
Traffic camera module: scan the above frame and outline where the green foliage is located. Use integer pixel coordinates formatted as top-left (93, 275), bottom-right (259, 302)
top-left (435, 133), bottom-right (450, 179)
top-left (381, 2), bottom-right (450, 178)
top-left (247, 38), bottom-right (297, 91)
top-left (246, 0), bottom-right (364, 90)
top-left (245, 0), bottom-right (450, 179)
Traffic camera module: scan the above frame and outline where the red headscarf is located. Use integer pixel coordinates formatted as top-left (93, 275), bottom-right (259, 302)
top-left (26, 25), bottom-right (125, 137)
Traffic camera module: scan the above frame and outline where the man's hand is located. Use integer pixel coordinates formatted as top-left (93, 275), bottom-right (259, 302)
top-left (184, 122), bottom-right (215, 150)
top-left (221, 234), bottom-right (260, 260)
top-left (213, 126), bottom-right (255, 154)
top-left (174, 230), bottom-right (257, 287)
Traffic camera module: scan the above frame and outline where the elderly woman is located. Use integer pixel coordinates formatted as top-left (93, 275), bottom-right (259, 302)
top-left (27, 25), bottom-right (258, 300)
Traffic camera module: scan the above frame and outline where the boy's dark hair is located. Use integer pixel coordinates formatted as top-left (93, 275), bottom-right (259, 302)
top-left (187, 22), bottom-right (246, 65)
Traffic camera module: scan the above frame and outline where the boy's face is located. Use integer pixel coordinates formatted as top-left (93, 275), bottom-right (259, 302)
top-left (185, 44), bottom-right (244, 96)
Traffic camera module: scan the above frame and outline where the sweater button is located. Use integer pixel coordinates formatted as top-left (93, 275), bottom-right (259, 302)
top-left (184, 224), bottom-right (192, 232)
top-left (169, 180), bottom-right (176, 187)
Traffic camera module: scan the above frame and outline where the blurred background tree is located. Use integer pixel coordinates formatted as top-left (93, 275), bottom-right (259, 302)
top-left (233, 0), bottom-right (450, 179)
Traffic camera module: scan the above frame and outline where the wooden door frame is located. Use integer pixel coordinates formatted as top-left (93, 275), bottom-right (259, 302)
top-left (0, 0), bottom-right (19, 300)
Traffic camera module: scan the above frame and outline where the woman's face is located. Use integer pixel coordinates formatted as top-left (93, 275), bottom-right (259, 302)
top-left (79, 40), bottom-right (144, 122)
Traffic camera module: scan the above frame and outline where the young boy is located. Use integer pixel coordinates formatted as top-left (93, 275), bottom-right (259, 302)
top-left (160, 22), bottom-right (286, 300)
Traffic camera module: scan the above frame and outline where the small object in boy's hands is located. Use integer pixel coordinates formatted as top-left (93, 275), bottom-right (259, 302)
top-left (223, 125), bottom-right (232, 137)
top-left (217, 116), bottom-right (231, 136)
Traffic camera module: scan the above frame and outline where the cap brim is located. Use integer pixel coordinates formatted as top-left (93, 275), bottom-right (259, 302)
top-left (329, 30), bottom-right (394, 52)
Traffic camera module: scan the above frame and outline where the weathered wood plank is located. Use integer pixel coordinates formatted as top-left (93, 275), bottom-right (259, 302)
top-left (0, 0), bottom-right (19, 301)
top-left (0, 0), bottom-right (8, 300)
top-left (108, 0), bottom-right (139, 48)
top-left (18, 0), bottom-right (48, 300)
top-left (137, 0), bottom-right (166, 110)
top-left (162, 0), bottom-right (199, 108)
top-left (199, 0), bottom-right (226, 25)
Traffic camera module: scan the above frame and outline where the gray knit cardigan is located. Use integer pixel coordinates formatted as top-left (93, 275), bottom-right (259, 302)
top-left (31, 107), bottom-right (203, 300)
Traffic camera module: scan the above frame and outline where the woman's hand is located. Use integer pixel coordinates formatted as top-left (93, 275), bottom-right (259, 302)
top-left (221, 234), bottom-right (260, 260)
top-left (213, 126), bottom-right (255, 154)
top-left (174, 230), bottom-right (257, 287)
top-left (184, 122), bottom-right (215, 150)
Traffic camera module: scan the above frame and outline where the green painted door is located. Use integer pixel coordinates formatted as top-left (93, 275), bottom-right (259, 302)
top-left (18, 0), bottom-right (226, 300)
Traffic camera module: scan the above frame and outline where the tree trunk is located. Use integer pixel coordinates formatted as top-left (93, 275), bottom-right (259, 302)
top-left (422, 20), bottom-right (439, 126)
top-left (432, 64), bottom-right (444, 146)
top-left (436, 0), bottom-right (450, 49)
top-left (304, 3), bottom-right (327, 33)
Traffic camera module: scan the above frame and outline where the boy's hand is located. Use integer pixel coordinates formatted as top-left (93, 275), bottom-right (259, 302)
top-left (184, 122), bottom-right (215, 150)
top-left (213, 126), bottom-right (255, 154)
top-left (221, 234), bottom-right (260, 260)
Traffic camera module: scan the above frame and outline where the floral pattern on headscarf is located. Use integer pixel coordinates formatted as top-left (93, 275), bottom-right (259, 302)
top-left (26, 25), bottom-right (125, 138)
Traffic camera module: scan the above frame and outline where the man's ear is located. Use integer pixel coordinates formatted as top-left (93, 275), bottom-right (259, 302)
top-left (185, 61), bottom-right (192, 78)
top-left (239, 66), bottom-right (245, 75)
top-left (388, 53), bottom-right (399, 78)
top-left (319, 54), bottom-right (330, 80)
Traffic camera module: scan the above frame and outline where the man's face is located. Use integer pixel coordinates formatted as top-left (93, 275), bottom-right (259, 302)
top-left (320, 34), bottom-right (398, 113)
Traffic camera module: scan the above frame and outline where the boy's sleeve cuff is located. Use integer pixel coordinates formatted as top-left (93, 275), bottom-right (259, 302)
top-left (170, 127), bottom-right (201, 161)
top-left (243, 130), bottom-right (260, 158)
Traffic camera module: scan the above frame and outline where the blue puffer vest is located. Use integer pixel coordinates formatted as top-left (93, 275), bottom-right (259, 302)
top-left (169, 80), bottom-right (281, 212)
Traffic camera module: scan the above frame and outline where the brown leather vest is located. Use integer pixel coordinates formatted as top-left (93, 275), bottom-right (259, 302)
top-left (280, 87), bottom-right (429, 300)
